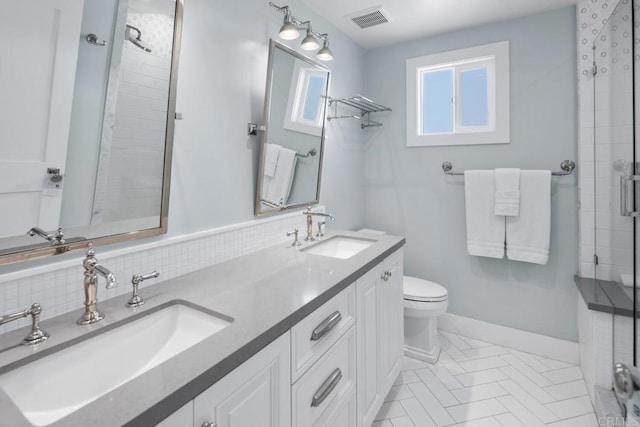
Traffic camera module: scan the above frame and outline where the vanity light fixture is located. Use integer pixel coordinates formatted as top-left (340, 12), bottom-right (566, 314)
top-left (279, 10), bottom-right (299, 40)
top-left (301, 27), bottom-right (320, 50)
top-left (269, 2), bottom-right (334, 61)
top-left (316, 35), bottom-right (333, 61)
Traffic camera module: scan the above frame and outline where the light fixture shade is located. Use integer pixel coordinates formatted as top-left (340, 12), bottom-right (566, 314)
top-left (301, 28), bottom-right (320, 50)
top-left (279, 15), bottom-right (299, 40)
top-left (317, 39), bottom-right (333, 61)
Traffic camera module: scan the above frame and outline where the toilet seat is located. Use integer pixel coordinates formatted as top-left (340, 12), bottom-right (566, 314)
top-left (403, 276), bottom-right (448, 302)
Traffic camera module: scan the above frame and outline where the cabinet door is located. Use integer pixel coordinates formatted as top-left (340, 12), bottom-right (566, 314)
top-left (355, 267), bottom-right (383, 427)
top-left (379, 249), bottom-right (404, 396)
top-left (194, 332), bottom-right (291, 427)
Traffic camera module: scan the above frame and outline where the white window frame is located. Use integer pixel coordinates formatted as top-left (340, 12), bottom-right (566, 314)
top-left (406, 41), bottom-right (510, 147)
top-left (284, 62), bottom-right (327, 137)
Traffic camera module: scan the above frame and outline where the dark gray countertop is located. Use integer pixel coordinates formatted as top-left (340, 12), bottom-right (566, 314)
top-left (574, 275), bottom-right (636, 317)
top-left (0, 230), bottom-right (405, 426)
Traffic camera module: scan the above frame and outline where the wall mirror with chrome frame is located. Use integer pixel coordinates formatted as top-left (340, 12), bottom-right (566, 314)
top-left (0, 0), bottom-right (183, 264)
top-left (255, 40), bottom-right (330, 216)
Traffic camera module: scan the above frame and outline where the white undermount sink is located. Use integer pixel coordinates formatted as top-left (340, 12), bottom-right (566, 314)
top-left (302, 235), bottom-right (375, 259)
top-left (0, 302), bottom-right (232, 426)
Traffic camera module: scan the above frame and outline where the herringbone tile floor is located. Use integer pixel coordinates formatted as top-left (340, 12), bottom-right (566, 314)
top-left (374, 332), bottom-right (597, 427)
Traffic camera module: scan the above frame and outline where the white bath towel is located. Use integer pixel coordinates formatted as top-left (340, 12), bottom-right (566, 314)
top-left (464, 170), bottom-right (506, 259)
top-left (262, 147), bottom-right (297, 206)
top-left (263, 143), bottom-right (281, 177)
top-left (494, 168), bottom-right (521, 217)
top-left (506, 170), bottom-right (551, 264)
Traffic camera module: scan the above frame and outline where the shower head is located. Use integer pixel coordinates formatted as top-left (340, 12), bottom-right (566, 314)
top-left (125, 24), bottom-right (152, 53)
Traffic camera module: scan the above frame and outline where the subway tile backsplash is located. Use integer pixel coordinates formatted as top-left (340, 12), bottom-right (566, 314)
top-left (0, 209), bottom-right (316, 334)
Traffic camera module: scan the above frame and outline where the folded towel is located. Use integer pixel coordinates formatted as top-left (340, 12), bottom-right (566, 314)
top-left (506, 170), bottom-right (551, 264)
top-left (464, 170), bottom-right (505, 259)
top-left (263, 143), bottom-right (281, 178)
top-left (263, 147), bottom-right (297, 206)
top-left (494, 168), bottom-right (521, 217)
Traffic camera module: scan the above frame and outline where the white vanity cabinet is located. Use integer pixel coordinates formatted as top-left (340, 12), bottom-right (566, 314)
top-left (154, 247), bottom-right (404, 427)
top-left (192, 332), bottom-right (292, 427)
top-left (356, 248), bottom-right (404, 427)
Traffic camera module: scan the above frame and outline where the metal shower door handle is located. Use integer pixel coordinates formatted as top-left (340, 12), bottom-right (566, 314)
top-left (620, 175), bottom-right (640, 217)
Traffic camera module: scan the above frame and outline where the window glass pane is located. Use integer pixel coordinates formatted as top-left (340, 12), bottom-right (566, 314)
top-left (460, 67), bottom-right (488, 127)
top-left (302, 75), bottom-right (325, 121)
top-left (422, 69), bottom-right (453, 134)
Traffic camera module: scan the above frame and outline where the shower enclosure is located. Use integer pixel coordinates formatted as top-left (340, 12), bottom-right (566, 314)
top-left (590, 0), bottom-right (638, 400)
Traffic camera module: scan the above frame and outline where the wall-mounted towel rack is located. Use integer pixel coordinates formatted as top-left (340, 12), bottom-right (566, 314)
top-left (327, 95), bottom-right (391, 129)
top-left (296, 148), bottom-right (317, 158)
top-left (441, 160), bottom-right (576, 176)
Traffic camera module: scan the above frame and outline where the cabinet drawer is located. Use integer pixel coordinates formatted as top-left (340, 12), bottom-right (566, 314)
top-left (292, 326), bottom-right (356, 427)
top-left (291, 284), bottom-right (355, 382)
top-left (317, 389), bottom-right (356, 427)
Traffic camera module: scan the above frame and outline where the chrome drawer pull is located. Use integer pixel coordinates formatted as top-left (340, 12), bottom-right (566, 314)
top-left (310, 311), bottom-right (342, 341)
top-left (311, 368), bottom-right (343, 407)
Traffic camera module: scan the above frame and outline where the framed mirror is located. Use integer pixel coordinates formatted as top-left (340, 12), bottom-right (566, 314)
top-left (255, 40), bottom-right (330, 216)
top-left (0, 0), bottom-right (183, 264)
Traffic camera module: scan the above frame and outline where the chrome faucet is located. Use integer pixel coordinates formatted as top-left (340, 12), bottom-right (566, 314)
top-left (77, 244), bottom-right (118, 325)
top-left (0, 303), bottom-right (49, 345)
top-left (302, 207), bottom-right (334, 241)
top-left (27, 226), bottom-right (66, 246)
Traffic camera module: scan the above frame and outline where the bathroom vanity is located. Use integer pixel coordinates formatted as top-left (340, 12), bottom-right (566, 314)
top-left (0, 231), bottom-right (404, 426)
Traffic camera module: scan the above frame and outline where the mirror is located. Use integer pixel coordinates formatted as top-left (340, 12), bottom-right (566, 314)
top-left (0, 0), bottom-right (183, 264)
top-left (255, 40), bottom-right (330, 216)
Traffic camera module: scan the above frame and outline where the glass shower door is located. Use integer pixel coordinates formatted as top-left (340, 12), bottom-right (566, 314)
top-left (592, 0), bottom-right (637, 366)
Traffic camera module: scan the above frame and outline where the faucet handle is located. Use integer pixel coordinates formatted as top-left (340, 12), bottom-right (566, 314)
top-left (22, 303), bottom-right (49, 346)
top-left (316, 220), bottom-right (327, 238)
top-left (286, 229), bottom-right (302, 247)
top-left (127, 271), bottom-right (160, 308)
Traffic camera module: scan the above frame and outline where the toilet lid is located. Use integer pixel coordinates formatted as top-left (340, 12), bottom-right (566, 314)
top-left (403, 276), bottom-right (448, 302)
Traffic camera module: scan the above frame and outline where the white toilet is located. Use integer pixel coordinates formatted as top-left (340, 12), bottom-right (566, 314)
top-left (403, 276), bottom-right (448, 364)
top-left (358, 229), bottom-right (449, 364)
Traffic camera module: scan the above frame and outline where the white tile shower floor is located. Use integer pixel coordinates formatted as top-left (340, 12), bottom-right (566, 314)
top-left (374, 331), bottom-right (597, 427)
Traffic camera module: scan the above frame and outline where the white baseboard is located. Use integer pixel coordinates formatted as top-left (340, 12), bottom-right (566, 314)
top-left (439, 313), bottom-right (579, 364)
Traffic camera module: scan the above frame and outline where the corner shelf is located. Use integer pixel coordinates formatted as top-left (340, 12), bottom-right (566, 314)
top-left (327, 95), bottom-right (391, 129)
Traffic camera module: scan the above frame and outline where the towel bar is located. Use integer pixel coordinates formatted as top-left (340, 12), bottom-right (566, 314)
top-left (441, 161), bottom-right (575, 176)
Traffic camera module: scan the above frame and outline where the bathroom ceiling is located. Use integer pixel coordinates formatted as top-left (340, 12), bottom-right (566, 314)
top-left (303, 0), bottom-right (578, 48)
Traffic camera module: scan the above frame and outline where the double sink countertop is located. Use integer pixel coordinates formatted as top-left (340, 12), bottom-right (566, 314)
top-left (0, 230), bottom-right (405, 426)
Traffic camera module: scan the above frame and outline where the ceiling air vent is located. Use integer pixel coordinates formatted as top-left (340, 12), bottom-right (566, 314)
top-left (347, 6), bottom-right (390, 29)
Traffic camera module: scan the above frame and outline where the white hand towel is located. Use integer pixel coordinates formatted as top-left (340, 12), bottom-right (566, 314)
top-left (464, 170), bottom-right (505, 259)
top-left (494, 168), bottom-right (521, 217)
top-left (263, 143), bottom-right (281, 178)
top-left (506, 170), bottom-right (551, 264)
top-left (263, 147), bottom-right (297, 206)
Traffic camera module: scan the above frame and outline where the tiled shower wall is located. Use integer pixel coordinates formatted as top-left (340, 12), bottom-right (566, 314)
top-left (0, 209), bottom-right (314, 334)
top-left (96, 4), bottom-right (174, 223)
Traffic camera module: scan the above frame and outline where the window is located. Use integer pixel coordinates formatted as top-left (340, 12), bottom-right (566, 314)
top-left (284, 61), bottom-right (328, 137)
top-left (406, 41), bottom-right (510, 147)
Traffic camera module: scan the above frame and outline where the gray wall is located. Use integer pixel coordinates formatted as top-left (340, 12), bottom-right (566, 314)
top-left (3, 0), bottom-right (367, 273)
top-left (363, 7), bottom-right (579, 341)
top-left (168, 0), bottom-right (367, 234)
